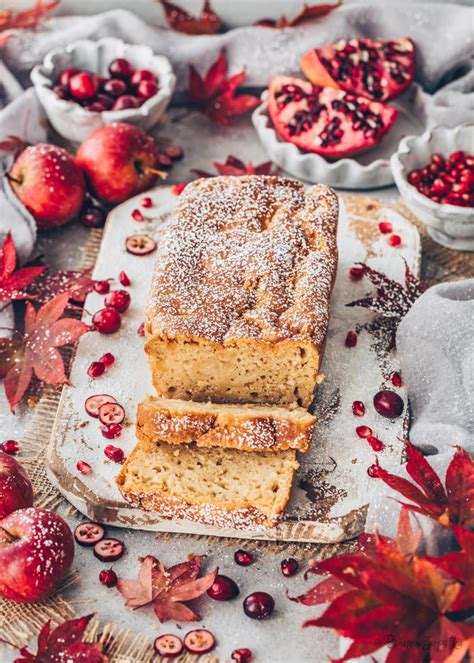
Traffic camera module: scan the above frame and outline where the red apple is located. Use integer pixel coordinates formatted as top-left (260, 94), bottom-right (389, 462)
top-left (0, 452), bottom-right (33, 519)
top-left (76, 122), bottom-right (160, 203)
top-left (0, 507), bottom-right (74, 602)
top-left (9, 144), bottom-right (86, 230)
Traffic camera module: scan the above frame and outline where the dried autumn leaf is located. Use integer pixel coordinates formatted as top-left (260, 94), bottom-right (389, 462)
top-left (117, 554), bottom-right (217, 622)
top-left (27, 267), bottom-right (96, 305)
top-left (0, 0), bottom-right (58, 45)
top-left (255, 2), bottom-right (341, 28)
top-left (159, 0), bottom-right (222, 34)
top-left (0, 290), bottom-right (92, 412)
top-left (373, 443), bottom-right (474, 528)
top-left (0, 233), bottom-right (45, 304)
top-left (187, 50), bottom-right (260, 125)
top-left (192, 154), bottom-right (278, 178)
top-left (13, 614), bottom-right (107, 662)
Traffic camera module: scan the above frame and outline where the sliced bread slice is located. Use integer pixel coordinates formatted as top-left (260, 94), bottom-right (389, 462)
top-left (116, 440), bottom-right (298, 529)
top-left (137, 397), bottom-right (315, 452)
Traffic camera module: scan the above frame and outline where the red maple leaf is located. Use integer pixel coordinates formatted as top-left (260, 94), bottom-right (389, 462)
top-left (159, 0), bottom-right (222, 34)
top-left (0, 233), bottom-right (45, 304)
top-left (12, 614), bottom-right (106, 662)
top-left (372, 443), bottom-right (474, 529)
top-left (117, 554), bottom-right (217, 622)
top-left (187, 50), bottom-right (260, 125)
top-left (0, 0), bottom-right (58, 45)
top-left (255, 2), bottom-right (341, 28)
top-left (291, 508), bottom-right (474, 663)
top-left (192, 154), bottom-right (279, 178)
top-left (0, 291), bottom-right (92, 412)
top-left (26, 267), bottom-right (96, 305)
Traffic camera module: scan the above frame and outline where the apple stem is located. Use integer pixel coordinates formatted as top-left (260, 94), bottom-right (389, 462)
top-left (0, 527), bottom-right (19, 544)
top-left (146, 167), bottom-right (168, 180)
top-left (4, 172), bottom-right (22, 185)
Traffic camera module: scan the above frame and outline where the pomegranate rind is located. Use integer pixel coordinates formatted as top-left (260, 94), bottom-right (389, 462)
top-left (268, 75), bottom-right (399, 159)
top-left (84, 394), bottom-right (117, 417)
top-left (154, 635), bottom-right (183, 658)
top-left (183, 630), bottom-right (216, 654)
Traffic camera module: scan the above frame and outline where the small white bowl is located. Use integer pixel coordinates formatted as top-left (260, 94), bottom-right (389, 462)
top-left (391, 124), bottom-right (474, 251)
top-left (31, 38), bottom-right (176, 144)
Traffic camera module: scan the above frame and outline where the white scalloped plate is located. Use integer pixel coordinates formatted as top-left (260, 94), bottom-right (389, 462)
top-left (252, 86), bottom-right (426, 190)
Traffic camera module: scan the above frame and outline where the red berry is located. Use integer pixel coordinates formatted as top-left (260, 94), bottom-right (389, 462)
top-left (88, 361), bottom-right (105, 378)
top-left (141, 197), bottom-right (152, 208)
top-left (0, 439), bottom-right (19, 455)
top-left (74, 522), bottom-right (105, 546)
top-left (367, 435), bottom-right (385, 452)
top-left (183, 630), bottom-right (216, 655)
top-left (112, 95), bottom-right (140, 110)
top-left (154, 634), bottom-right (183, 658)
top-left (92, 308), bottom-right (121, 334)
top-left (131, 69), bottom-right (158, 87)
top-left (77, 460), bottom-right (92, 475)
top-left (391, 372), bottom-right (402, 387)
top-left (232, 649), bottom-right (253, 662)
top-left (349, 266), bottom-right (365, 281)
top-left (85, 101), bottom-right (106, 113)
top-left (80, 207), bottom-right (105, 228)
top-left (132, 209), bottom-right (144, 222)
top-left (352, 400), bottom-right (365, 417)
top-left (243, 592), bottom-right (275, 619)
top-left (379, 221), bottom-right (393, 234)
top-left (234, 549), bottom-right (254, 566)
top-left (69, 72), bottom-right (98, 100)
top-left (94, 280), bottom-right (110, 294)
top-left (59, 67), bottom-right (78, 87)
top-left (94, 537), bottom-right (124, 561)
top-left (137, 322), bottom-right (145, 336)
top-left (96, 93), bottom-right (114, 110)
top-left (137, 80), bottom-right (159, 99)
top-left (171, 182), bottom-right (187, 196)
top-left (99, 568), bottom-right (118, 587)
top-left (281, 558), bottom-right (298, 577)
top-left (109, 58), bottom-right (134, 80)
top-left (431, 153), bottom-right (445, 168)
top-left (407, 170), bottom-right (421, 186)
top-left (356, 425), bottom-right (372, 439)
top-left (345, 330), bottom-right (357, 348)
top-left (119, 271), bottom-right (131, 286)
top-left (101, 424), bottom-right (122, 440)
top-left (104, 289), bottom-right (131, 313)
top-left (99, 352), bottom-right (115, 367)
top-left (165, 146), bottom-right (184, 160)
top-left (449, 150), bottom-right (465, 166)
top-left (104, 445), bottom-right (125, 463)
top-left (157, 153), bottom-right (172, 167)
top-left (207, 575), bottom-right (239, 601)
top-left (102, 78), bottom-right (128, 98)
top-left (388, 234), bottom-right (402, 247)
top-left (53, 84), bottom-right (69, 100)
top-left (99, 402), bottom-right (125, 426)
top-left (367, 463), bottom-right (381, 478)
top-left (373, 390), bottom-right (404, 418)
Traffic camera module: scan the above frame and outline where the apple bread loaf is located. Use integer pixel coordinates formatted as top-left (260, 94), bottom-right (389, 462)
top-left (145, 175), bottom-right (338, 407)
top-left (116, 440), bottom-right (299, 529)
top-left (137, 396), bottom-right (316, 452)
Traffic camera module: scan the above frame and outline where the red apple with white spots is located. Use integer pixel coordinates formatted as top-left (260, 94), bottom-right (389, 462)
top-left (0, 507), bottom-right (74, 602)
top-left (76, 122), bottom-right (160, 204)
top-left (0, 451), bottom-right (33, 519)
top-left (8, 144), bottom-right (86, 230)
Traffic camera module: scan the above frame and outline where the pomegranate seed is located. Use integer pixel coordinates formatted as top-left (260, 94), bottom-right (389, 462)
top-left (104, 289), bottom-right (131, 313)
top-left (367, 435), bottom-right (385, 452)
top-left (232, 648), bottom-right (253, 662)
top-left (207, 575), bottom-right (240, 601)
top-left (77, 460), bottom-right (92, 475)
top-left (88, 361), bottom-right (105, 378)
top-left (99, 352), bottom-right (115, 367)
top-left (101, 424), bottom-right (122, 439)
top-left (94, 280), bottom-right (110, 294)
top-left (407, 170), bottom-right (421, 186)
top-left (345, 330), bottom-right (357, 348)
top-left (0, 439), bottom-right (19, 455)
top-left (137, 322), bottom-right (145, 336)
top-left (243, 592), bottom-right (275, 619)
top-left (281, 558), bottom-right (298, 577)
top-left (352, 400), bottom-right (365, 417)
top-left (349, 266), bottom-right (365, 281)
top-left (388, 234), bottom-right (402, 247)
top-left (367, 463), bottom-right (381, 478)
top-left (132, 209), bottom-right (144, 222)
top-left (379, 221), bottom-right (392, 234)
top-left (356, 425), bottom-right (372, 439)
top-left (99, 568), bottom-right (118, 587)
top-left (373, 390), bottom-right (404, 418)
top-left (119, 271), bottom-right (131, 286)
top-left (234, 549), bottom-right (254, 566)
top-left (104, 445), bottom-right (125, 463)
top-left (391, 372), bottom-right (402, 387)
top-left (92, 308), bottom-right (121, 334)
top-left (171, 182), bottom-right (187, 196)
top-left (141, 197), bottom-right (152, 208)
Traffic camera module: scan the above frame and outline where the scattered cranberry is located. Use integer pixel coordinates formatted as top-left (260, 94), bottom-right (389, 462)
top-left (80, 206), bottom-right (105, 228)
top-left (141, 197), bottom-right (152, 208)
top-left (243, 592), bottom-right (275, 619)
top-left (378, 221), bottom-right (392, 234)
top-left (94, 537), bottom-right (124, 561)
top-left (77, 460), bottom-right (92, 475)
top-left (165, 146), bottom-right (184, 160)
top-left (207, 575), bottom-right (240, 601)
top-left (104, 289), bottom-right (131, 313)
top-left (0, 440), bottom-right (19, 455)
top-left (102, 78), bottom-right (127, 98)
top-left (69, 72), bottom-right (99, 100)
top-left (88, 361), bottom-right (105, 378)
top-left (356, 425), bottom-right (372, 439)
top-left (154, 634), bottom-right (183, 658)
top-left (104, 445), bottom-right (125, 463)
top-left (59, 67), bottom-right (78, 87)
top-left (349, 266), bottom-right (365, 281)
top-left (137, 322), bottom-right (145, 336)
top-left (352, 400), bottom-right (365, 417)
top-left (92, 308), bottom-right (121, 334)
top-left (171, 182), bottom-right (187, 196)
top-left (99, 352), bottom-right (115, 367)
top-left (373, 390), bottom-right (404, 418)
top-left (345, 330), bottom-right (357, 348)
top-left (232, 648), bottom-right (253, 662)
top-left (234, 549), bottom-right (254, 566)
top-left (137, 80), bottom-right (159, 99)
top-left (367, 463), bottom-right (381, 478)
top-left (119, 271), bottom-right (131, 286)
top-left (109, 58), bottom-right (134, 80)
top-left (407, 150), bottom-right (474, 208)
top-left (99, 568), bottom-right (118, 587)
top-left (101, 424), bottom-right (122, 440)
top-left (281, 558), bottom-right (298, 577)
top-left (74, 522), bottom-right (105, 546)
top-left (367, 435), bottom-right (385, 452)
top-left (391, 371), bottom-right (402, 387)
top-left (388, 234), bottom-right (402, 247)
top-left (94, 280), bottom-right (110, 294)
top-left (183, 630), bottom-right (216, 655)
top-left (112, 95), bottom-right (140, 111)
top-left (132, 209), bottom-right (144, 222)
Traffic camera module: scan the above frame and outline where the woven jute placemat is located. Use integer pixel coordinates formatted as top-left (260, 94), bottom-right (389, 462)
top-left (1, 195), bottom-right (472, 661)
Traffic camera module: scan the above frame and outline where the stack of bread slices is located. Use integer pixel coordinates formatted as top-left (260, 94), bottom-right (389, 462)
top-left (116, 175), bottom-right (339, 530)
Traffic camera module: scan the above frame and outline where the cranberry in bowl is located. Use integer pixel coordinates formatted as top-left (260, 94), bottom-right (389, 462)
top-left (31, 37), bottom-right (176, 143)
top-left (391, 124), bottom-right (474, 251)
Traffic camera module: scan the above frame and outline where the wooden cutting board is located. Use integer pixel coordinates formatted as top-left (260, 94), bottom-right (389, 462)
top-left (47, 186), bottom-right (420, 543)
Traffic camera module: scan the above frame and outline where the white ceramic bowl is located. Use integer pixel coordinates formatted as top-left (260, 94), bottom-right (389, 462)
top-left (391, 124), bottom-right (474, 251)
top-left (31, 38), bottom-right (176, 144)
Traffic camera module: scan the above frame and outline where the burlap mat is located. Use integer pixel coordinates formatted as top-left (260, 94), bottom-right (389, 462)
top-left (1, 195), bottom-right (472, 660)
